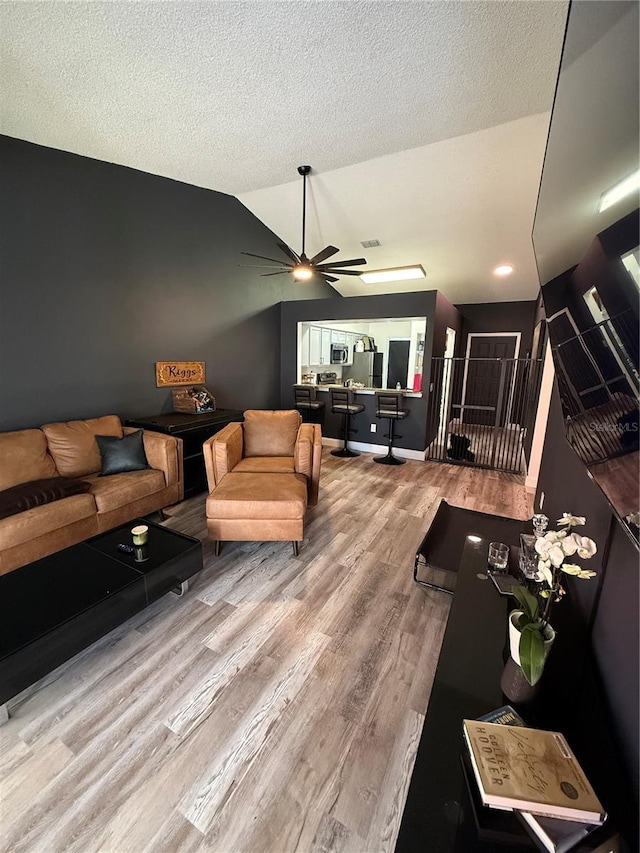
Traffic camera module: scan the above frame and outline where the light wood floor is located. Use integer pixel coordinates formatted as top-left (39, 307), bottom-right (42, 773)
top-left (0, 451), bottom-right (532, 853)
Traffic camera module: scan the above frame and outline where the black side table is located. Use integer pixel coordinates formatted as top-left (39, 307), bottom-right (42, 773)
top-left (126, 410), bottom-right (244, 499)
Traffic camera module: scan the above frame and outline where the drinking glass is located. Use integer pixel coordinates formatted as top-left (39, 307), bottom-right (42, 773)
top-left (488, 542), bottom-right (509, 571)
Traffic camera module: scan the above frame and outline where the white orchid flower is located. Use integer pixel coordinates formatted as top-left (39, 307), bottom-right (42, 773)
top-left (531, 516), bottom-right (598, 626)
top-left (535, 534), bottom-right (556, 556)
top-left (557, 513), bottom-right (586, 527)
top-left (535, 537), bottom-right (566, 568)
top-left (549, 545), bottom-right (566, 567)
top-left (560, 536), bottom-right (579, 556)
top-left (537, 562), bottom-right (554, 587)
top-left (571, 534), bottom-right (597, 559)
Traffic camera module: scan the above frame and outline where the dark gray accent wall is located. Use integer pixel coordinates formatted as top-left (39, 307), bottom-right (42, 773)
top-left (0, 135), bottom-right (335, 431)
top-left (535, 382), bottom-right (639, 803)
top-left (280, 292), bottom-right (437, 451)
top-left (455, 299), bottom-right (537, 356)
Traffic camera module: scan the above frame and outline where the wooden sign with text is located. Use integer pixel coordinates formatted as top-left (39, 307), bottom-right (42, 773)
top-left (155, 361), bottom-right (206, 387)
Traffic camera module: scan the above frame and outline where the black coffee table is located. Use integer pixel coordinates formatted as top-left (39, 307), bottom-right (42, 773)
top-left (0, 519), bottom-right (202, 722)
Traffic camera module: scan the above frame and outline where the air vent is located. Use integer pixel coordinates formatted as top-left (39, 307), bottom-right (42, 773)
top-left (360, 239), bottom-right (381, 248)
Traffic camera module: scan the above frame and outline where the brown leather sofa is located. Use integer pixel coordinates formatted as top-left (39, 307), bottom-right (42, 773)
top-left (0, 415), bottom-right (183, 575)
top-left (202, 409), bottom-right (321, 555)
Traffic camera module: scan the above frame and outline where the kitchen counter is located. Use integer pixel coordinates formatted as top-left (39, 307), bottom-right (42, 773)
top-left (315, 385), bottom-right (423, 398)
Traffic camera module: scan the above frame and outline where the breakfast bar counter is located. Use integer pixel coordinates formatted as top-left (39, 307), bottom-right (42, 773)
top-left (314, 385), bottom-right (423, 398)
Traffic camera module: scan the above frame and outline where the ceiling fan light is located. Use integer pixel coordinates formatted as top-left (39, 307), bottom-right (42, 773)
top-left (360, 265), bottom-right (426, 284)
top-left (293, 265), bottom-right (313, 281)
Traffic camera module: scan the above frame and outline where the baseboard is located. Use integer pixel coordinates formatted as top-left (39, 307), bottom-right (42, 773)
top-left (322, 436), bottom-right (427, 461)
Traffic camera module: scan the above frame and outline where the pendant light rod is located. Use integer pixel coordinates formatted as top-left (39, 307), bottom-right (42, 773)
top-left (298, 165), bottom-right (311, 258)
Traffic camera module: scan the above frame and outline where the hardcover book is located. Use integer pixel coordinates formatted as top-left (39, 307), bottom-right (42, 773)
top-left (460, 750), bottom-right (533, 847)
top-left (477, 704), bottom-right (526, 727)
top-left (462, 720), bottom-right (606, 825)
top-left (516, 810), bottom-right (599, 853)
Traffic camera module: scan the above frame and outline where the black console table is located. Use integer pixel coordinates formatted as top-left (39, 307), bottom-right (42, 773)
top-left (126, 409), bottom-right (244, 499)
top-left (396, 532), bottom-right (636, 851)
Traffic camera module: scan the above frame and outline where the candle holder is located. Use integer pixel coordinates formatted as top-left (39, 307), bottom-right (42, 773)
top-left (131, 524), bottom-right (148, 545)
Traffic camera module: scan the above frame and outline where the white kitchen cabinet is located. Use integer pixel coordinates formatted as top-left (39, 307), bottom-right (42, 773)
top-left (321, 328), bottom-right (332, 365)
top-left (331, 330), bottom-right (346, 344)
top-left (309, 326), bottom-right (322, 365)
top-left (301, 325), bottom-right (311, 367)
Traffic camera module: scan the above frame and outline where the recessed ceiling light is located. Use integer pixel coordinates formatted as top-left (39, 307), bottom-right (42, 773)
top-left (598, 169), bottom-right (640, 213)
top-left (467, 535), bottom-right (482, 544)
top-left (493, 264), bottom-right (514, 277)
top-left (360, 265), bottom-right (426, 284)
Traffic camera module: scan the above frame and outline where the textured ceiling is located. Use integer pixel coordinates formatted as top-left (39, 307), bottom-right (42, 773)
top-left (1, 0), bottom-right (570, 303)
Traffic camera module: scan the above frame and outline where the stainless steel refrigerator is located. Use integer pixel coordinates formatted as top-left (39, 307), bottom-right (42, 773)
top-left (342, 352), bottom-right (384, 388)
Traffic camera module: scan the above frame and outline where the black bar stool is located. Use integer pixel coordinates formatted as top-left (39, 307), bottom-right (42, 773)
top-left (293, 384), bottom-right (325, 424)
top-left (374, 391), bottom-right (409, 465)
top-left (330, 389), bottom-right (365, 458)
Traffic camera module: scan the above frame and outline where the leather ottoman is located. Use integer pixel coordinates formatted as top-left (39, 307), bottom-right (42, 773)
top-left (205, 471), bottom-right (308, 556)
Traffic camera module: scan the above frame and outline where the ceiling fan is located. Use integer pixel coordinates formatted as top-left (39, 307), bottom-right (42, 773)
top-left (241, 165), bottom-right (367, 284)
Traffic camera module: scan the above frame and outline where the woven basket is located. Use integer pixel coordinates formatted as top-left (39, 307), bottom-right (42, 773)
top-left (171, 386), bottom-right (216, 414)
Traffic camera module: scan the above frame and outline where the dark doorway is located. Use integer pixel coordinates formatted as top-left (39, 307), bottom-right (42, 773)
top-left (462, 335), bottom-right (518, 425)
top-left (387, 340), bottom-right (410, 389)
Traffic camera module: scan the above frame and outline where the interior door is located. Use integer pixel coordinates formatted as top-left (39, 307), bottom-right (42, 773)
top-left (463, 335), bottom-right (517, 425)
top-left (387, 340), bottom-right (410, 389)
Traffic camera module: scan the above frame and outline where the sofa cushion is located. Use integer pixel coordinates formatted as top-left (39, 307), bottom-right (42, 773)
top-left (96, 429), bottom-right (149, 476)
top-left (0, 493), bottom-right (97, 549)
top-left (233, 456), bottom-right (296, 475)
top-left (84, 469), bottom-right (166, 514)
top-left (0, 429), bottom-right (59, 491)
top-left (0, 477), bottom-right (92, 521)
top-left (294, 427), bottom-right (313, 480)
top-left (243, 410), bottom-right (301, 458)
top-left (42, 415), bottom-right (123, 478)
top-left (206, 472), bottom-right (307, 520)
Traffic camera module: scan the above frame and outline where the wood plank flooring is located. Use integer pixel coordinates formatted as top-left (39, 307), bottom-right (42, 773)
top-left (0, 451), bottom-right (532, 853)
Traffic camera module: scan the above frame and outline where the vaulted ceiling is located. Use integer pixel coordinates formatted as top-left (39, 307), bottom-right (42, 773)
top-left (1, 0), bottom-right (572, 303)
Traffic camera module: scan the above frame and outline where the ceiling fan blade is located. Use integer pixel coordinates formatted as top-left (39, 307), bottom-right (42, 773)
top-left (321, 274), bottom-right (339, 283)
top-left (239, 263), bottom-right (292, 269)
top-left (309, 245), bottom-right (340, 265)
top-left (241, 251), bottom-right (292, 266)
top-left (316, 257), bottom-right (367, 269)
top-left (276, 242), bottom-right (301, 264)
top-left (320, 269), bottom-right (364, 276)
top-left (261, 270), bottom-right (291, 277)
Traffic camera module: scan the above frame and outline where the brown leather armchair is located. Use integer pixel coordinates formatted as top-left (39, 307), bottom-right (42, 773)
top-left (202, 410), bottom-right (322, 555)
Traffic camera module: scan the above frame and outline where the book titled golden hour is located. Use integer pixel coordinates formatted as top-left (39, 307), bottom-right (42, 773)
top-left (462, 720), bottom-right (606, 825)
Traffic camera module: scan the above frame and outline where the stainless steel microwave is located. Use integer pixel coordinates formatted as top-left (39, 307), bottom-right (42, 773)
top-left (330, 344), bottom-right (348, 364)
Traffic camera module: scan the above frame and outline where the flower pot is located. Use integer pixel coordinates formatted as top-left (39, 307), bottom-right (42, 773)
top-left (508, 610), bottom-right (555, 667)
top-left (501, 657), bottom-right (541, 706)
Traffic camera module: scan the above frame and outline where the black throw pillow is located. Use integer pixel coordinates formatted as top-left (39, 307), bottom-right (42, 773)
top-left (96, 430), bottom-right (150, 476)
top-left (0, 477), bottom-right (92, 520)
